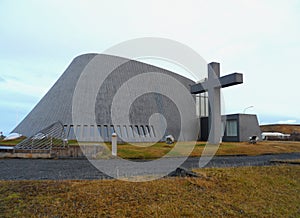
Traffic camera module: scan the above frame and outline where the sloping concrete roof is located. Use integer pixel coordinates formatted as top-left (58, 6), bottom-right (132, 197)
top-left (13, 54), bottom-right (198, 142)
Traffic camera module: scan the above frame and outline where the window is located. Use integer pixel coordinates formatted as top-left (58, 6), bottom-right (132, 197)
top-left (198, 92), bottom-right (208, 117)
top-left (151, 125), bottom-right (156, 137)
top-left (104, 125), bottom-right (109, 138)
top-left (97, 125), bottom-right (102, 136)
top-left (110, 125), bottom-right (115, 135)
top-left (141, 126), bottom-right (146, 137)
top-left (123, 125), bottom-right (128, 138)
top-left (226, 120), bottom-right (238, 136)
top-left (116, 125), bottom-right (122, 137)
top-left (68, 125), bottom-right (75, 139)
top-left (145, 125), bottom-right (151, 137)
top-left (135, 125), bottom-right (140, 136)
top-left (90, 125), bottom-right (94, 138)
top-left (129, 125), bottom-right (134, 137)
top-left (76, 125), bottom-right (81, 138)
top-left (63, 125), bottom-right (69, 138)
top-left (83, 125), bottom-right (88, 138)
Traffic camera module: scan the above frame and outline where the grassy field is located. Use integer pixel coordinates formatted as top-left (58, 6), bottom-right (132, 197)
top-left (0, 137), bottom-right (26, 146)
top-left (0, 165), bottom-right (299, 217)
top-left (100, 141), bottom-right (300, 159)
top-left (1, 139), bottom-right (300, 159)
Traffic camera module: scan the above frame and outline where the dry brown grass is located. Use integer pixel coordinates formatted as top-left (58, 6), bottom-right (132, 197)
top-left (0, 166), bottom-right (299, 217)
top-left (214, 141), bottom-right (300, 156)
top-left (115, 141), bottom-right (300, 159)
top-left (1, 139), bottom-right (300, 159)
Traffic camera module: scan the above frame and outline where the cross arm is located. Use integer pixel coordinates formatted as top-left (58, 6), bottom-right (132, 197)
top-left (220, 73), bottom-right (243, 88)
top-left (190, 73), bottom-right (243, 94)
top-left (190, 81), bottom-right (206, 94)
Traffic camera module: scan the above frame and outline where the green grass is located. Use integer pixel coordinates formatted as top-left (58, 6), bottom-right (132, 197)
top-left (0, 136), bottom-right (26, 146)
top-left (0, 166), bottom-right (299, 217)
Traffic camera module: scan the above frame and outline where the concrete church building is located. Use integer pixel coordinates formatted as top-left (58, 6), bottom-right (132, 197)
top-left (12, 53), bottom-right (261, 142)
top-left (13, 54), bottom-right (199, 142)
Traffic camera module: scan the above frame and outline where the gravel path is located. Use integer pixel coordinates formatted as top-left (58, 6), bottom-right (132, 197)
top-left (0, 153), bottom-right (299, 180)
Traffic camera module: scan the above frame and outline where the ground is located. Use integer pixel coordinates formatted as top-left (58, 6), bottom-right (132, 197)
top-left (0, 165), bottom-right (299, 217)
top-left (82, 141), bottom-right (300, 159)
top-left (1, 139), bottom-right (299, 217)
top-left (2, 139), bottom-right (300, 159)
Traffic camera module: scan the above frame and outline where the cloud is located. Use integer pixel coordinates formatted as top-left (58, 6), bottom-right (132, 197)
top-left (0, 76), bottom-right (5, 83)
top-left (277, 120), bottom-right (297, 124)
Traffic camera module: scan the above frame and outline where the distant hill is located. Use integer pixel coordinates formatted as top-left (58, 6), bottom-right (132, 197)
top-left (260, 124), bottom-right (300, 134)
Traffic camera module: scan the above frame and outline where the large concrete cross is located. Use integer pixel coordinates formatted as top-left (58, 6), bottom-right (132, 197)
top-left (191, 62), bottom-right (243, 144)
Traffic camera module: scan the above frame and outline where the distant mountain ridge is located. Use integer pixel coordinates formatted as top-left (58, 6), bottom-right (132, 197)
top-left (260, 124), bottom-right (300, 134)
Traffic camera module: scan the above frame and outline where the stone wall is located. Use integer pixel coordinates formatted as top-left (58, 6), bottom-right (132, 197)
top-left (0, 145), bottom-right (107, 159)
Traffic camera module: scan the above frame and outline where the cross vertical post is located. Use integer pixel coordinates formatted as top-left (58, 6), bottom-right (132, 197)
top-left (207, 63), bottom-right (222, 144)
top-left (190, 62), bottom-right (243, 145)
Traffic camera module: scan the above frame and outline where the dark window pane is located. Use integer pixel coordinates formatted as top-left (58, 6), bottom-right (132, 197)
top-left (90, 125), bottom-right (94, 137)
top-left (151, 125), bottom-right (156, 137)
top-left (97, 125), bottom-right (102, 136)
top-left (68, 125), bottom-right (75, 139)
top-left (104, 125), bottom-right (108, 137)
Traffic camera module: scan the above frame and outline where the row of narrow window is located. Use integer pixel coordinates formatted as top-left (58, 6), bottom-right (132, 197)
top-left (63, 124), bottom-right (156, 140)
top-left (196, 93), bottom-right (209, 118)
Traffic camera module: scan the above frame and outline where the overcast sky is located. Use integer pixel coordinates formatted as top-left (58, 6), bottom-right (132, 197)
top-left (0, 0), bottom-right (299, 135)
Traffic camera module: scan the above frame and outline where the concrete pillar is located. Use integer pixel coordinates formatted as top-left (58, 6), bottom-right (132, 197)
top-left (111, 132), bottom-right (117, 156)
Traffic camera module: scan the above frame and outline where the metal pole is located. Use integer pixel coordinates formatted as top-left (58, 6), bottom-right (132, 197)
top-left (243, 106), bottom-right (254, 114)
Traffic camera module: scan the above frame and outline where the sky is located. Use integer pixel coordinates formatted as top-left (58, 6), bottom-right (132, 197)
top-left (0, 0), bottom-right (300, 135)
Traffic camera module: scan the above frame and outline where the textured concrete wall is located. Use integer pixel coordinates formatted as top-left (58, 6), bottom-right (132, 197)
top-left (13, 54), bottom-right (198, 142)
top-left (238, 114), bottom-right (261, 141)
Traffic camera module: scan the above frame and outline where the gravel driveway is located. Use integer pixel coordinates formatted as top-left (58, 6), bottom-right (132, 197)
top-left (0, 153), bottom-right (299, 180)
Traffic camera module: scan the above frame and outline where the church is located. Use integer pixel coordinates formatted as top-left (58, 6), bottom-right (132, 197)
top-left (12, 53), bottom-right (261, 143)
